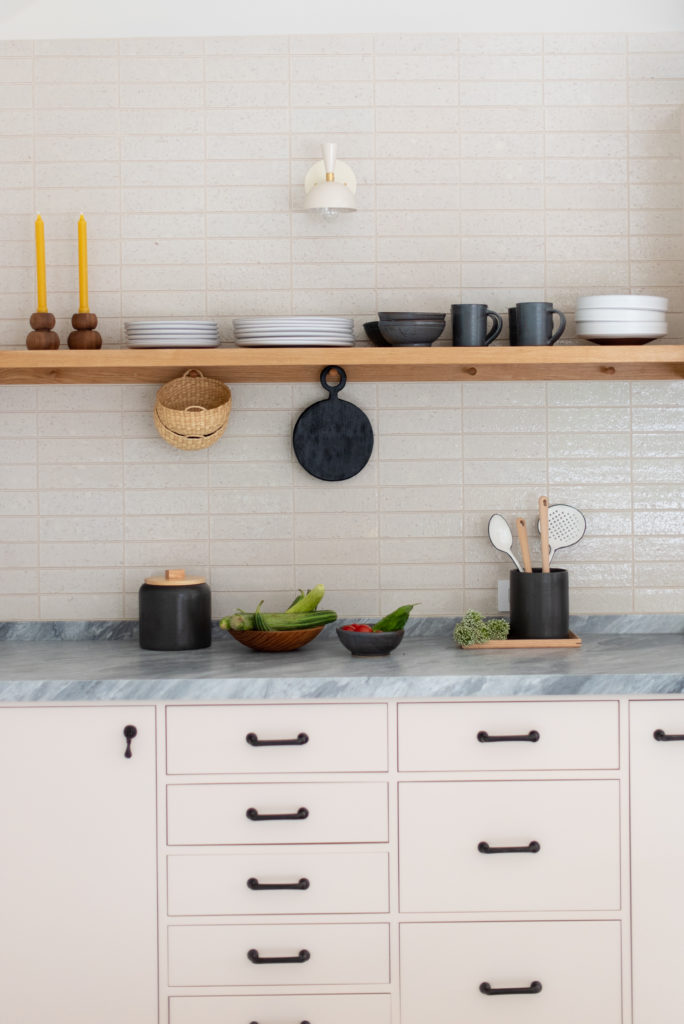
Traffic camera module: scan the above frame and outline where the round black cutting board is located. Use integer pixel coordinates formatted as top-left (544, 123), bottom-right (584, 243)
top-left (293, 365), bottom-right (374, 482)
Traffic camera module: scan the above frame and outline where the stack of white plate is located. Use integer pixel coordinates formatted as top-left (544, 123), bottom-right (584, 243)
top-left (125, 320), bottom-right (220, 348)
top-left (575, 295), bottom-right (668, 343)
top-left (233, 316), bottom-right (354, 347)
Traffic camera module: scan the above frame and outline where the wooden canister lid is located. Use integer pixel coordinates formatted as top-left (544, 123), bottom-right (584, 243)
top-left (144, 568), bottom-right (207, 587)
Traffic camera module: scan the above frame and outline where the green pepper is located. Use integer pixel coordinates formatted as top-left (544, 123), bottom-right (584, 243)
top-left (372, 604), bottom-right (416, 632)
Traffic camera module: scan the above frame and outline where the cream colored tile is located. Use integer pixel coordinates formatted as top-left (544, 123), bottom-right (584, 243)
top-left (633, 459), bottom-right (684, 483)
top-left (0, 58), bottom-right (32, 83)
top-left (374, 34), bottom-right (459, 54)
top-left (378, 382), bottom-right (461, 408)
top-left (630, 80), bottom-right (684, 105)
top-left (381, 562), bottom-right (461, 589)
top-left (463, 434), bottom-right (546, 460)
top-left (461, 235), bottom-right (543, 261)
top-left (39, 568), bottom-right (123, 594)
top-left (35, 55), bottom-right (118, 82)
top-left (207, 135), bottom-right (290, 160)
top-left (295, 538), bottom-right (378, 565)
top-left (210, 565), bottom-right (294, 592)
top-left (460, 184), bottom-right (543, 210)
top-left (375, 55), bottom-right (457, 80)
top-left (375, 107), bottom-right (459, 132)
top-left (40, 594), bottom-right (125, 618)
top-left (123, 185), bottom-right (204, 213)
top-left (463, 406), bottom-right (546, 434)
top-left (460, 34), bottom-right (542, 55)
top-left (379, 512), bottom-right (462, 538)
top-left (291, 81), bottom-right (372, 108)
top-left (291, 107), bottom-right (374, 134)
top-left (462, 158), bottom-right (542, 184)
top-left (206, 185), bottom-right (290, 212)
top-left (460, 106), bottom-right (544, 132)
top-left (291, 34), bottom-right (373, 54)
top-left (122, 161), bottom-right (204, 188)
top-left (40, 541), bottom-right (123, 568)
top-left (120, 38), bottom-right (202, 56)
top-left (126, 541), bottom-right (209, 565)
top-left (294, 513), bottom-right (376, 540)
top-left (635, 536), bottom-right (684, 560)
top-left (630, 157), bottom-right (682, 184)
top-left (376, 183), bottom-right (459, 210)
top-left (464, 485), bottom-right (548, 511)
top-left (379, 460), bottom-right (461, 486)
top-left (0, 542), bottom-right (37, 567)
top-left (549, 458), bottom-right (631, 484)
top-left (209, 263), bottom-right (290, 290)
top-left (628, 33), bottom-right (684, 52)
top-left (124, 514), bottom-right (208, 542)
top-left (462, 261), bottom-right (543, 288)
top-left (379, 435), bottom-right (462, 461)
top-left (0, 595), bottom-right (39, 618)
top-left (461, 55), bottom-right (541, 79)
top-left (374, 80), bottom-right (460, 106)
top-left (634, 509), bottom-right (684, 534)
top-left (208, 108), bottom-right (290, 134)
top-left (544, 80), bottom-right (627, 105)
top-left (460, 81), bottom-right (542, 105)
top-left (464, 459), bottom-right (546, 485)
top-left (544, 34), bottom-right (626, 54)
top-left (634, 589), bottom-right (684, 612)
top-left (205, 36), bottom-right (288, 55)
top-left (380, 537), bottom-right (463, 563)
top-left (211, 489), bottom-right (292, 515)
top-left (293, 53), bottom-right (372, 80)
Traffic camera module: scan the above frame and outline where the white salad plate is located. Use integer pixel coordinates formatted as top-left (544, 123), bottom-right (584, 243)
top-left (125, 320), bottom-right (219, 328)
top-left (126, 326), bottom-right (218, 334)
top-left (235, 329), bottom-right (354, 339)
top-left (576, 322), bottom-right (668, 341)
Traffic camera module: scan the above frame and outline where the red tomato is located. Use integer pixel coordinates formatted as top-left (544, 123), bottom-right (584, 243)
top-left (341, 625), bottom-right (358, 631)
top-left (355, 624), bottom-right (373, 633)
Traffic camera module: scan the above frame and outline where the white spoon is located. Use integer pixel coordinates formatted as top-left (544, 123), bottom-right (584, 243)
top-left (488, 514), bottom-right (523, 572)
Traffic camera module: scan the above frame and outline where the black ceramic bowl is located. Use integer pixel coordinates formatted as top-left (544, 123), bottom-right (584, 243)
top-left (377, 320), bottom-right (445, 346)
top-left (378, 312), bottom-right (446, 321)
top-left (336, 627), bottom-right (404, 656)
top-left (363, 321), bottom-right (388, 345)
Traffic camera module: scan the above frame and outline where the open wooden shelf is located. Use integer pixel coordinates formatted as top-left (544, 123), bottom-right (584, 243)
top-left (1, 345), bottom-right (683, 384)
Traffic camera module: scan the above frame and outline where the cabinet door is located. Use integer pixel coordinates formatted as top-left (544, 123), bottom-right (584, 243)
top-left (630, 699), bottom-right (684, 1024)
top-left (0, 706), bottom-right (157, 1024)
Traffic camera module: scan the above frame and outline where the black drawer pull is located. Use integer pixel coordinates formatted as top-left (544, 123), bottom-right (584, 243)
top-left (477, 729), bottom-right (540, 743)
top-left (123, 724), bottom-right (137, 758)
top-left (247, 877), bottom-right (310, 891)
top-left (654, 729), bottom-right (684, 742)
top-left (246, 732), bottom-right (309, 747)
top-left (480, 981), bottom-right (542, 996)
top-left (478, 840), bottom-right (540, 855)
top-left (248, 948), bottom-right (310, 965)
top-left (246, 807), bottom-right (309, 822)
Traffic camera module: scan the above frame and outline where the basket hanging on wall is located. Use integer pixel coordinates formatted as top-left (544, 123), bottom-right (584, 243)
top-left (154, 369), bottom-right (231, 451)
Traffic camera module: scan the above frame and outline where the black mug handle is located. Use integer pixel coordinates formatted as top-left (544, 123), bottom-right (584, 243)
top-left (484, 310), bottom-right (503, 345)
top-left (549, 309), bottom-right (566, 345)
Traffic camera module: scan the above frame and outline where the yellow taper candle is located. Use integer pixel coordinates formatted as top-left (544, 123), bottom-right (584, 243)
top-left (34, 213), bottom-right (47, 313)
top-left (77, 213), bottom-right (89, 313)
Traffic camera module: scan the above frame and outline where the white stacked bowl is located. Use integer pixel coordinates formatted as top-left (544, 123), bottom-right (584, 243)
top-left (575, 295), bottom-right (668, 343)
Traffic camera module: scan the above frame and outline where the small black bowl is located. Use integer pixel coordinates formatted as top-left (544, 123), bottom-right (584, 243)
top-left (363, 321), bottom-right (388, 345)
top-left (336, 627), bottom-right (404, 656)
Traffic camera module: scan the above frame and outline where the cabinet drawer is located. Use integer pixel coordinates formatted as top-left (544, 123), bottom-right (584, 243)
top-left (168, 923), bottom-right (390, 986)
top-left (398, 700), bottom-right (619, 771)
top-left (169, 994), bottom-right (392, 1024)
top-left (400, 921), bottom-right (622, 1024)
top-left (167, 851), bottom-right (389, 915)
top-left (399, 780), bottom-right (620, 912)
top-left (166, 704), bottom-right (387, 774)
top-left (167, 782), bottom-right (389, 845)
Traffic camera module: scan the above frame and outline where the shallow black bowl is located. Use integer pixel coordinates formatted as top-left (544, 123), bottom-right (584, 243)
top-left (336, 627), bottom-right (404, 656)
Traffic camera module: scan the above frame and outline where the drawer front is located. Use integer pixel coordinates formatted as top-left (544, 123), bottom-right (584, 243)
top-left (169, 994), bottom-right (392, 1024)
top-left (167, 851), bottom-right (389, 915)
top-left (399, 780), bottom-right (620, 912)
top-left (398, 700), bottom-right (619, 771)
top-left (400, 921), bottom-right (622, 1024)
top-left (168, 923), bottom-right (390, 986)
top-left (166, 704), bottom-right (388, 774)
top-left (167, 782), bottom-right (389, 845)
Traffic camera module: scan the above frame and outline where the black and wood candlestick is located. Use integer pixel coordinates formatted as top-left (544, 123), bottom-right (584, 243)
top-left (68, 311), bottom-right (102, 349)
top-left (26, 311), bottom-right (60, 349)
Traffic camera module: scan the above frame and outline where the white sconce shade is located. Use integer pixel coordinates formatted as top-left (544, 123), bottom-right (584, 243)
top-left (303, 142), bottom-right (357, 219)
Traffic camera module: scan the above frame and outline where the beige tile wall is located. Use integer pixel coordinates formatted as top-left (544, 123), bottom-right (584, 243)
top-left (0, 32), bottom-right (683, 618)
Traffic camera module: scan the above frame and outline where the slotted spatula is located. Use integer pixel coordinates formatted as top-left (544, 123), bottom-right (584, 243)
top-left (537, 503), bottom-right (586, 565)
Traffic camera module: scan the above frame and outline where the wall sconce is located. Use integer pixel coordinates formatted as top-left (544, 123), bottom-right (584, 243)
top-left (303, 142), bottom-right (357, 221)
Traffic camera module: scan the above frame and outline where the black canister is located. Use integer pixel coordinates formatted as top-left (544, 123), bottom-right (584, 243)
top-left (509, 567), bottom-right (569, 640)
top-left (139, 569), bottom-right (211, 650)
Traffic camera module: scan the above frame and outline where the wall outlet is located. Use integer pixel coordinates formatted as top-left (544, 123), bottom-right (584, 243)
top-left (497, 579), bottom-right (510, 612)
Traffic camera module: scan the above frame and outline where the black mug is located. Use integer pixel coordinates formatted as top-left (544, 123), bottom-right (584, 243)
top-left (509, 302), bottom-right (566, 346)
top-left (451, 303), bottom-right (503, 347)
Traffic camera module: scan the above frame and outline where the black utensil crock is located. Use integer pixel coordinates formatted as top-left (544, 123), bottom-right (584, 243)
top-left (509, 567), bottom-right (569, 639)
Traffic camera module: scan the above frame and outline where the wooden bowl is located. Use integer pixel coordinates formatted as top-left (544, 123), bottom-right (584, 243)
top-left (227, 626), bottom-right (324, 652)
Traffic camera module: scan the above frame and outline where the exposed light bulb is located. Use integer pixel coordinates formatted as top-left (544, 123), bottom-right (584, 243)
top-left (320, 207), bottom-right (340, 222)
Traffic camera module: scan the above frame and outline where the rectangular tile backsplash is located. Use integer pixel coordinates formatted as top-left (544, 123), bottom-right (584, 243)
top-left (0, 32), bottom-right (683, 619)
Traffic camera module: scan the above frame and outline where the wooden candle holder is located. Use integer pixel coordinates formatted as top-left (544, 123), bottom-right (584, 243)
top-left (68, 311), bottom-right (102, 349)
top-left (26, 311), bottom-right (60, 349)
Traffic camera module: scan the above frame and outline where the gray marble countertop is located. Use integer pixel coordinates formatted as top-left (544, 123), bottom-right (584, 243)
top-left (1, 621), bottom-right (683, 700)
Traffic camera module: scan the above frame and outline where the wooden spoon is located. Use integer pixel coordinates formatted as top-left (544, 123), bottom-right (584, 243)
top-left (538, 496), bottom-right (550, 573)
top-left (516, 517), bottom-right (532, 573)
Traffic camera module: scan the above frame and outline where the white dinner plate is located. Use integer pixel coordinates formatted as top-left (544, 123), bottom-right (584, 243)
top-left (234, 319), bottom-right (353, 328)
top-left (576, 324), bottom-right (667, 341)
top-left (235, 337), bottom-right (355, 347)
top-left (574, 309), bottom-right (667, 323)
top-left (576, 295), bottom-right (668, 312)
top-left (126, 337), bottom-right (222, 348)
top-left (235, 329), bottom-right (354, 339)
top-left (126, 326), bottom-right (219, 334)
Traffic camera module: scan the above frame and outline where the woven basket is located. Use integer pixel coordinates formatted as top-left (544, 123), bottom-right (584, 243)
top-left (155, 369), bottom-right (231, 436)
top-left (153, 405), bottom-right (229, 451)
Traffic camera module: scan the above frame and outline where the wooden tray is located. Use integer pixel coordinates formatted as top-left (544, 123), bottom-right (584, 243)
top-left (460, 631), bottom-right (581, 650)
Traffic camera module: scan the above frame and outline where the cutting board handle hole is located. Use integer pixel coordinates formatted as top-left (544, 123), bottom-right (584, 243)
top-left (320, 364), bottom-right (347, 395)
